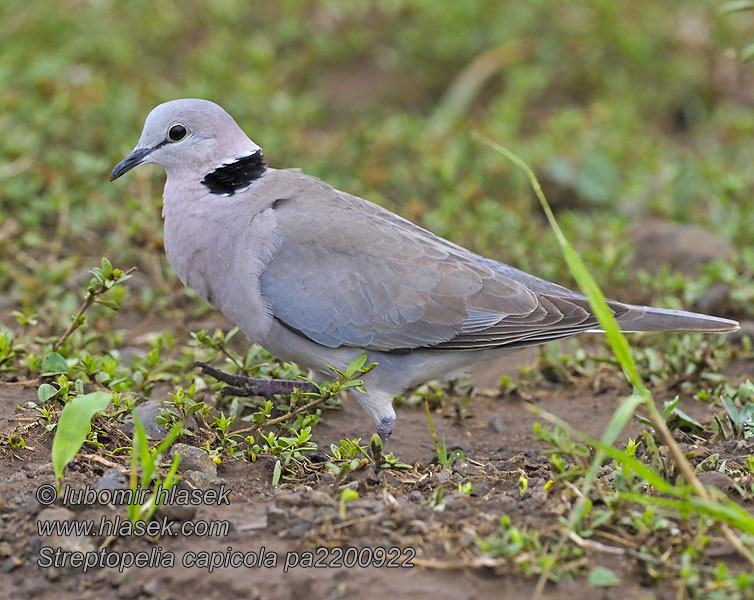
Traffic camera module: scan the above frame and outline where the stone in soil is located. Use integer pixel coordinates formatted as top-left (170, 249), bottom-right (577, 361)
top-left (0, 556), bottom-right (22, 573)
top-left (96, 468), bottom-right (127, 491)
top-left (37, 507), bottom-right (96, 557)
top-left (119, 400), bottom-right (200, 440)
top-left (488, 414), bottom-right (507, 433)
top-left (310, 490), bottom-right (336, 507)
top-left (170, 443), bottom-right (217, 477)
top-left (154, 482), bottom-right (197, 521)
top-left (630, 220), bottom-right (733, 275)
top-left (37, 506), bottom-right (75, 524)
top-left (266, 505), bottom-right (287, 527)
top-left (182, 469), bottom-right (220, 489)
top-left (118, 400), bottom-right (168, 439)
top-left (452, 460), bottom-right (478, 477)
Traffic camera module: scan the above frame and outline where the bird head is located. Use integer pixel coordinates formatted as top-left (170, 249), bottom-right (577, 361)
top-left (110, 99), bottom-right (260, 182)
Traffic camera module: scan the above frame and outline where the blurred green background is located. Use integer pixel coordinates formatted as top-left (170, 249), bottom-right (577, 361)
top-left (1, 0), bottom-right (753, 335)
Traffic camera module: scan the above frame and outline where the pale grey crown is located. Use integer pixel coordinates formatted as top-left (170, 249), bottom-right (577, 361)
top-left (111, 99), bottom-right (260, 181)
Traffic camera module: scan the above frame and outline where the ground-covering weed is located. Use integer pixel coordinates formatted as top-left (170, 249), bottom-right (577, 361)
top-left (1, 3), bottom-right (753, 595)
top-left (50, 390), bottom-right (111, 490)
top-left (127, 413), bottom-right (181, 523)
top-left (423, 395), bottom-right (464, 467)
top-left (476, 139), bottom-right (754, 596)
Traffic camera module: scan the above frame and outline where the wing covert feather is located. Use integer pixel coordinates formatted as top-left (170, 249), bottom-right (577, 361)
top-left (258, 174), bottom-right (633, 351)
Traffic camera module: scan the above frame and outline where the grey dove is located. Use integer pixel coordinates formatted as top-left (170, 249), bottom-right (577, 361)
top-left (111, 99), bottom-right (739, 442)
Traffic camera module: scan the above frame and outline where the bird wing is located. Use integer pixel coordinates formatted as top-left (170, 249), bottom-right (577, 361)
top-left (259, 174), bottom-right (632, 352)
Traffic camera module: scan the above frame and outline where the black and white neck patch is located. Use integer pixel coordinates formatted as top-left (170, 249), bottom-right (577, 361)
top-left (202, 150), bottom-right (267, 195)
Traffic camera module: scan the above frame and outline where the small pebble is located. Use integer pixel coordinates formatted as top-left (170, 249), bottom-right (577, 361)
top-left (319, 474), bottom-right (336, 487)
top-left (96, 468), bottom-right (127, 491)
top-left (154, 483), bottom-right (197, 521)
top-left (310, 490), bottom-right (336, 507)
top-left (432, 468), bottom-right (452, 484)
top-left (0, 556), bottom-right (22, 573)
top-left (452, 460), bottom-right (478, 477)
top-left (408, 491), bottom-right (424, 503)
top-left (119, 400), bottom-right (169, 439)
top-left (37, 507), bottom-right (75, 524)
top-left (171, 444), bottom-right (217, 477)
top-left (488, 414), bottom-right (507, 433)
top-left (117, 582), bottom-right (142, 599)
top-left (266, 505), bottom-right (287, 526)
top-left (443, 493), bottom-right (468, 511)
top-left (182, 469), bottom-right (220, 489)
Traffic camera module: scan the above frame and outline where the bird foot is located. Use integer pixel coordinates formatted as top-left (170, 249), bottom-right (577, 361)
top-left (193, 361), bottom-right (317, 399)
top-left (376, 416), bottom-right (395, 445)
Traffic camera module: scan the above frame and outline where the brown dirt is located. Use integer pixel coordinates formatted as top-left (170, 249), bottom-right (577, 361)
top-left (1, 351), bottom-right (752, 600)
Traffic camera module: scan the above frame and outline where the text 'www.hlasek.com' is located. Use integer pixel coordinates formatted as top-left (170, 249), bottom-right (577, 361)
top-left (35, 483), bottom-right (415, 573)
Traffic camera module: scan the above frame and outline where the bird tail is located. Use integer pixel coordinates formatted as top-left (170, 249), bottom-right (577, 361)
top-left (603, 305), bottom-right (739, 334)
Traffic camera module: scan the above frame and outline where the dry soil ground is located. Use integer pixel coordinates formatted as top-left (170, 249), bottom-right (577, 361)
top-left (1, 344), bottom-right (753, 600)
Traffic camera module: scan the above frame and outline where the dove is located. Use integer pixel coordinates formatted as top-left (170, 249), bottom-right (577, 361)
top-left (111, 99), bottom-right (739, 442)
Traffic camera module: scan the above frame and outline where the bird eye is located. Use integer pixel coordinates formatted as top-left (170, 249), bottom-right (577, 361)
top-left (168, 123), bottom-right (187, 142)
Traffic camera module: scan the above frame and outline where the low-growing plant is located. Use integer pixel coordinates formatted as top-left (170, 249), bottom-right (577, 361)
top-left (52, 258), bottom-right (134, 353)
top-left (423, 396), bottom-right (464, 468)
top-left (155, 385), bottom-right (209, 436)
top-left (211, 411), bottom-right (243, 457)
top-left (0, 331), bottom-right (19, 376)
top-left (477, 515), bottom-right (552, 578)
top-left (51, 390), bottom-right (112, 490)
top-left (478, 138), bottom-right (754, 596)
top-left (428, 487), bottom-right (445, 512)
top-left (126, 412), bottom-right (181, 523)
top-left (339, 487), bottom-right (359, 520)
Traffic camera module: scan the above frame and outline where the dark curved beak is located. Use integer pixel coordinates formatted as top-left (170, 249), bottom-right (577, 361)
top-left (110, 147), bottom-right (154, 181)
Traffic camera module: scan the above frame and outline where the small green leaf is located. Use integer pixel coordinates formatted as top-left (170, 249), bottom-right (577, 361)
top-left (96, 300), bottom-right (120, 311)
top-left (100, 257), bottom-right (113, 277)
top-left (42, 352), bottom-right (68, 375)
top-left (37, 383), bottom-right (58, 403)
top-left (340, 379), bottom-right (366, 391)
top-left (662, 396), bottom-right (679, 419)
top-left (52, 391), bottom-right (111, 485)
top-left (339, 487), bottom-right (359, 519)
top-left (664, 404), bottom-right (703, 434)
top-left (272, 459), bottom-right (282, 485)
top-left (588, 566), bottom-right (620, 587)
top-left (370, 433), bottom-right (383, 464)
top-left (345, 353), bottom-right (368, 378)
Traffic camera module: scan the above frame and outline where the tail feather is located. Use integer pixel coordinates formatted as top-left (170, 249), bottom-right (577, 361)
top-left (610, 305), bottom-right (739, 334)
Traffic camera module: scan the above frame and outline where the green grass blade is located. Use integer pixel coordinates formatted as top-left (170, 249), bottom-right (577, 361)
top-left (479, 135), bottom-right (653, 535)
top-left (474, 134), bottom-right (645, 392)
top-left (52, 391), bottom-right (111, 486)
top-left (565, 391), bottom-right (646, 527)
top-left (132, 412), bottom-right (153, 486)
top-left (153, 423), bottom-right (182, 458)
top-left (477, 139), bottom-right (753, 560)
top-left (528, 402), bottom-right (754, 534)
top-left (620, 492), bottom-right (754, 535)
top-left (129, 412), bottom-right (151, 521)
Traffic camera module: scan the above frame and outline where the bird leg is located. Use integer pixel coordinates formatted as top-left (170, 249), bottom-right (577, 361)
top-left (376, 416), bottom-right (395, 445)
top-left (193, 361), bottom-right (317, 399)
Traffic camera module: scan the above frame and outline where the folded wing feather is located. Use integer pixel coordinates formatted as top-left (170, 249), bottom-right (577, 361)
top-left (258, 173), bottom-right (638, 352)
